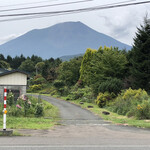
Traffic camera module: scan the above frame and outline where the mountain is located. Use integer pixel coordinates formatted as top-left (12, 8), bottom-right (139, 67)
top-left (0, 21), bottom-right (131, 58)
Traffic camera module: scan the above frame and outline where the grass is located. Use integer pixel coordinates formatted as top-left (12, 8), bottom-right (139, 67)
top-left (0, 117), bottom-right (57, 130)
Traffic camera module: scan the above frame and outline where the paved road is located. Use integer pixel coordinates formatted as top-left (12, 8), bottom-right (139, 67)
top-left (35, 95), bottom-right (109, 125)
top-left (1, 95), bottom-right (150, 150)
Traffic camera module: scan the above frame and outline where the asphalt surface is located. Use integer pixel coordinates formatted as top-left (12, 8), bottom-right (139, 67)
top-left (35, 95), bottom-right (109, 125)
top-left (1, 95), bottom-right (150, 150)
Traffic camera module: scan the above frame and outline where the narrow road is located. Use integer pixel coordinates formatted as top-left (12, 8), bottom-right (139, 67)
top-left (36, 95), bottom-right (109, 125)
top-left (1, 95), bottom-right (150, 150)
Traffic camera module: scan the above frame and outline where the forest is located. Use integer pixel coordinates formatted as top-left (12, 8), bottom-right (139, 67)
top-left (1, 17), bottom-right (150, 120)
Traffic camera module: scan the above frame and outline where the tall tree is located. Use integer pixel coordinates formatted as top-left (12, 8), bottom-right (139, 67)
top-left (0, 54), bottom-right (5, 61)
top-left (80, 48), bottom-right (97, 85)
top-left (58, 57), bottom-right (82, 86)
top-left (35, 62), bottom-right (45, 75)
top-left (11, 55), bottom-right (26, 69)
top-left (19, 59), bottom-right (35, 73)
top-left (129, 16), bottom-right (150, 91)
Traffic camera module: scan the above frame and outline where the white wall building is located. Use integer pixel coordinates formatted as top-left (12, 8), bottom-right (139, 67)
top-left (0, 69), bottom-right (28, 101)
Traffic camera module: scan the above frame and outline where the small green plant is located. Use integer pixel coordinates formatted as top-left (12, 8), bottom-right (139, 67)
top-left (35, 103), bottom-right (44, 117)
top-left (95, 92), bottom-right (115, 108)
top-left (7, 92), bottom-right (14, 106)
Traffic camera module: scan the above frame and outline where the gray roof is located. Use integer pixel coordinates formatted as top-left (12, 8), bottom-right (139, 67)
top-left (0, 69), bottom-right (29, 77)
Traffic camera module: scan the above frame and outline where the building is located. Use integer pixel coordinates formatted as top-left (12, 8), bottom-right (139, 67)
top-left (0, 69), bottom-right (28, 101)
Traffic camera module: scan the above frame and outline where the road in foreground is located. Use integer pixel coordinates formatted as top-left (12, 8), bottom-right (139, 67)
top-left (0, 95), bottom-right (150, 150)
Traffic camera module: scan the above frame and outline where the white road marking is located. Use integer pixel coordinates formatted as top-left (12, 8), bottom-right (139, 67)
top-left (76, 124), bottom-right (111, 126)
top-left (0, 145), bottom-right (150, 148)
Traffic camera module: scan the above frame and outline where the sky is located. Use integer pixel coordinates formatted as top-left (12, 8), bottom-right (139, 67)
top-left (0, 0), bottom-right (149, 46)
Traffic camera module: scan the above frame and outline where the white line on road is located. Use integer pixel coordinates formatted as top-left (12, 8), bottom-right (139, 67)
top-left (0, 145), bottom-right (150, 148)
top-left (75, 124), bottom-right (111, 126)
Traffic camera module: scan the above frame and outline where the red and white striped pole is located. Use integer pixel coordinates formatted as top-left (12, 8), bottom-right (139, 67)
top-left (3, 87), bottom-right (7, 131)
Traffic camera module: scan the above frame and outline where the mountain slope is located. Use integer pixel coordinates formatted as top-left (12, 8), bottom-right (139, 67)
top-left (0, 21), bottom-right (131, 58)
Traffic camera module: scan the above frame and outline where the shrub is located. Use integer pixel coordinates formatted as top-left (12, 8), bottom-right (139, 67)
top-left (53, 80), bottom-right (65, 88)
top-left (29, 84), bottom-right (42, 92)
top-left (109, 88), bottom-right (149, 116)
top-left (98, 78), bottom-right (123, 94)
top-left (67, 86), bottom-right (95, 102)
top-left (34, 77), bottom-right (46, 84)
top-left (35, 103), bottom-right (44, 117)
top-left (7, 92), bottom-right (14, 106)
top-left (135, 100), bottom-right (150, 119)
top-left (96, 92), bottom-right (115, 108)
top-left (7, 105), bottom-right (23, 117)
top-left (17, 95), bottom-right (32, 117)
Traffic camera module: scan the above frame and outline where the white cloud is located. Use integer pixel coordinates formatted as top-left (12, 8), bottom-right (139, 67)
top-left (0, 0), bottom-right (149, 47)
top-left (0, 34), bottom-right (22, 45)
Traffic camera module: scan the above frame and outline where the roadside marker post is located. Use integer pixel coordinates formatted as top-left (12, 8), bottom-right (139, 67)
top-left (3, 87), bottom-right (7, 131)
top-left (0, 87), bottom-right (13, 136)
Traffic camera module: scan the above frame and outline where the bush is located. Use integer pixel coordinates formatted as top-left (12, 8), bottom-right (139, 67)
top-left (35, 103), bottom-right (44, 117)
top-left (135, 100), bottom-right (150, 119)
top-left (29, 84), bottom-right (42, 92)
top-left (67, 86), bottom-right (95, 102)
top-left (7, 92), bottom-right (14, 106)
top-left (34, 77), bottom-right (46, 84)
top-left (95, 92), bottom-right (115, 108)
top-left (7, 105), bottom-right (23, 117)
top-left (53, 80), bottom-right (65, 88)
top-left (98, 78), bottom-right (123, 94)
top-left (109, 88), bottom-right (149, 117)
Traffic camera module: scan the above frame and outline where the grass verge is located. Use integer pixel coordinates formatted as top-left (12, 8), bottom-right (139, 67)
top-left (62, 98), bottom-right (150, 129)
top-left (0, 117), bottom-right (56, 130)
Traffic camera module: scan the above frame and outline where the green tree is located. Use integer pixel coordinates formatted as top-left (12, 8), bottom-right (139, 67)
top-left (31, 55), bottom-right (43, 65)
top-left (35, 62), bottom-right (45, 75)
top-left (0, 54), bottom-right (5, 61)
top-left (80, 46), bottom-right (128, 94)
top-left (0, 60), bottom-right (10, 69)
top-left (42, 58), bottom-right (62, 81)
top-left (80, 48), bottom-right (97, 85)
top-left (11, 55), bottom-right (26, 69)
top-left (6, 55), bottom-right (13, 65)
top-left (19, 59), bottom-right (35, 73)
top-left (58, 57), bottom-right (82, 86)
top-left (129, 16), bottom-right (150, 91)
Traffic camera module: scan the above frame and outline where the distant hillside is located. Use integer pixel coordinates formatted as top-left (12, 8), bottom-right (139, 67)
top-left (0, 21), bottom-right (132, 58)
top-left (60, 53), bottom-right (83, 61)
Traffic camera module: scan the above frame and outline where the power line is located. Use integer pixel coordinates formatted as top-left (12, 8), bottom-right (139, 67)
top-left (0, 0), bottom-right (149, 22)
top-left (0, 0), bottom-right (136, 21)
top-left (0, 0), bottom-right (93, 12)
top-left (0, 0), bottom-right (149, 17)
top-left (0, 0), bottom-right (136, 22)
top-left (0, 0), bottom-right (59, 8)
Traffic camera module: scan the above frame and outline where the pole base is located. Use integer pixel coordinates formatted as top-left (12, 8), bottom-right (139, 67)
top-left (0, 130), bottom-right (13, 136)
